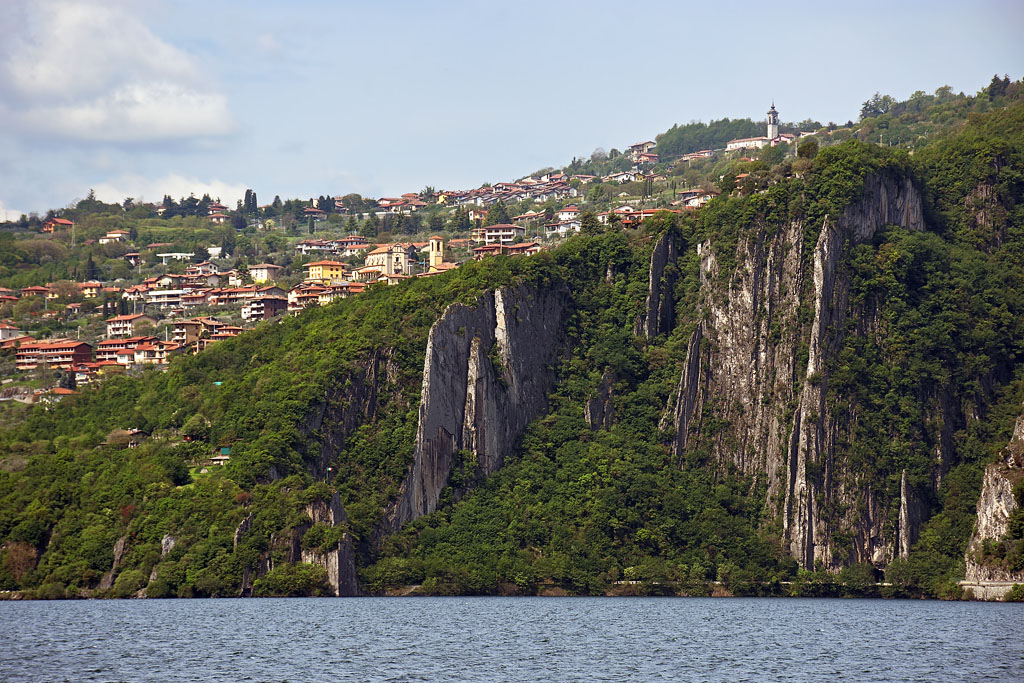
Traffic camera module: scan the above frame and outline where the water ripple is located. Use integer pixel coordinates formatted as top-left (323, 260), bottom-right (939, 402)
top-left (1, 597), bottom-right (1022, 681)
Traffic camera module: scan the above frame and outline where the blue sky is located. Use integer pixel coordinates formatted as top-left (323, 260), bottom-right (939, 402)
top-left (1, 0), bottom-right (1021, 218)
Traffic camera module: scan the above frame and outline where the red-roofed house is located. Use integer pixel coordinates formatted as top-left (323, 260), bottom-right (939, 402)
top-left (241, 296), bottom-right (288, 321)
top-left (42, 217), bottom-right (74, 233)
top-left (95, 337), bottom-right (158, 362)
top-left (506, 242), bottom-right (543, 257)
top-left (99, 230), bottom-right (131, 244)
top-left (133, 341), bottom-right (181, 365)
top-left (0, 322), bottom-right (23, 341)
top-left (106, 314), bottom-right (157, 338)
top-left (556, 205), bottom-right (580, 221)
top-left (304, 261), bottom-right (347, 284)
top-left (250, 263), bottom-right (283, 284)
top-left (472, 244), bottom-right (505, 260)
top-left (470, 224), bottom-right (525, 246)
top-left (15, 339), bottom-right (92, 370)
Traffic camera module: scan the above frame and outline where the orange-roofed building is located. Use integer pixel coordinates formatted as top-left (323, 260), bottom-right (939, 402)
top-left (42, 217), bottom-right (74, 233)
top-left (304, 260), bottom-right (347, 284)
top-left (106, 314), bottom-right (157, 338)
top-left (15, 339), bottom-right (92, 370)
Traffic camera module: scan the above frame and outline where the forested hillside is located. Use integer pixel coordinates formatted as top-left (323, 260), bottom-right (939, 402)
top-left (1, 99), bottom-right (1022, 600)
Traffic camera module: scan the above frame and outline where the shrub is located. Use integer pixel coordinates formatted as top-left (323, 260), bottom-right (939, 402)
top-left (1005, 584), bottom-right (1024, 602)
top-left (110, 569), bottom-right (147, 598)
top-left (252, 563), bottom-right (329, 597)
top-left (35, 582), bottom-right (66, 600)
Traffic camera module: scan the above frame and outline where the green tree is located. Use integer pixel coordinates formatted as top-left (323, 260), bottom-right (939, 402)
top-left (221, 228), bottom-right (236, 256)
top-left (860, 92), bottom-right (896, 120)
top-left (428, 212), bottom-right (445, 233)
top-left (485, 201), bottom-right (510, 226)
top-left (182, 414), bottom-right (211, 442)
top-left (449, 208), bottom-right (471, 233)
top-left (988, 74), bottom-right (1010, 100)
top-left (797, 138), bottom-right (819, 159)
top-left (579, 210), bottom-right (602, 235)
top-left (760, 143), bottom-right (786, 166)
top-left (364, 213), bottom-right (379, 237)
top-left (84, 254), bottom-right (99, 281)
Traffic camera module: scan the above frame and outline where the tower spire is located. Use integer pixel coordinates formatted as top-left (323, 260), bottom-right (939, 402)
top-left (767, 101), bottom-right (780, 140)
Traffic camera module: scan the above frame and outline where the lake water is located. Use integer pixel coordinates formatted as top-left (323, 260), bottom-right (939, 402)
top-left (1, 597), bottom-right (1021, 682)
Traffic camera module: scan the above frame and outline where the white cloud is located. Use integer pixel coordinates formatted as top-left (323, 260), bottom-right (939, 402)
top-left (256, 34), bottom-right (283, 57)
top-left (92, 173), bottom-right (246, 206)
top-left (0, 200), bottom-right (25, 221)
top-left (1, 1), bottom-right (234, 143)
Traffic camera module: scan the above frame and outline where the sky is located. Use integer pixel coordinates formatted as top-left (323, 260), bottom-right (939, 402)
top-left (1, 0), bottom-right (1022, 219)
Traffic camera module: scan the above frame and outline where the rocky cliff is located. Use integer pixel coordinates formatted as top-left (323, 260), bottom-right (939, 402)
top-left (963, 411), bottom-right (1024, 596)
top-left (300, 493), bottom-right (360, 597)
top-left (666, 172), bottom-right (926, 569)
top-left (636, 231), bottom-right (679, 339)
top-left (301, 347), bottom-right (401, 478)
top-left (384, 283), bottom-right (567, 531)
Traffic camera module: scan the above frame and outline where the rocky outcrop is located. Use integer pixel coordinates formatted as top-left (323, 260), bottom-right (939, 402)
top-left (636, 231), bottom-right (679, 339)
top-left (232, 516), bottom-right (253, 549)
top-left (98, 535), bottom-right (129, 590)
top-left (160, 534), bottom-right (177, 557)
top-left (668, 172), bottom-right (925, 569)
top-left (897, 470), bottom-right (922, 558)
top-left (669, 324), bottom-right (704, 450)
top-left (585, 369), bottom-right (617, 430)
top-left (963, 412), bottom-right (1024, 596)
top-left (384, 283), bottom-right (567, 531)
top-left (300, 493), bottom-right (359, 597)
top-left (301, 348), bottom-right (401, 478)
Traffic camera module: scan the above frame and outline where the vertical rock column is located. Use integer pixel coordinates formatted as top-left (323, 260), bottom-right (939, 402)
top-left (385, 284), bottom-right (566, 532)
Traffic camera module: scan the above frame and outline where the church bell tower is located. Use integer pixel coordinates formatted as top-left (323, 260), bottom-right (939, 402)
top-left (767, 102), bottom-right (780, 140)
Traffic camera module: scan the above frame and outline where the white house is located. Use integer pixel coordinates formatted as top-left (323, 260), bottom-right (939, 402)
top-left (556, 205), bottom-right (580, 222)
top-left (99, 230), bottom-right (131, 245)
top-left (471, 224), bottom-right (526, 245)
top-left (250, 263), bottom-right (284, 283)
top-left (157, 252), bottom-right (195, 265)
top-left (545, 219), bottom-right (582, 239)
top-left (106, 314), bottom-right (156, 338)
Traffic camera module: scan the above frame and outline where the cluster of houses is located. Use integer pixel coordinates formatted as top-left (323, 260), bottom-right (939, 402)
top-left (10, 108), bottom-right (807, 398)
top-left (10, 312), bottom-right (249, 387)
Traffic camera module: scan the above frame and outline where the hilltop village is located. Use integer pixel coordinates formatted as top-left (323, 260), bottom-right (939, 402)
top-left (0, 104), bottom-right (868, 402)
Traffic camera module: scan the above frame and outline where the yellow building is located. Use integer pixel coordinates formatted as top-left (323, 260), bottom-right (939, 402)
top-left (428, 235), bottom-right (444, 271)
top-left (304, 260), bottom-right (347, 284)
top-left (364, 244), bottom-right (416, 275)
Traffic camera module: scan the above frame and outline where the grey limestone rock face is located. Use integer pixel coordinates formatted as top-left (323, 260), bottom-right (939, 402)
top-left (963, 411), bottom-right (1024, 589)
top-left (384, 283), bottom-right (567, 532)
top-left (160, 533), bottom-right (177, 557)
top-left (98, 535), bottom-right (129, 590)
top-left (636, 231), bottom-right (679, 339)
top-left (300, 493), bottom-right (360, 597)
top-left (585, 368), bottom-right (617, 431)
top-left (668, 172), bottom-right (927, 569)
top-left (302, 347), bottom-right (400, 479)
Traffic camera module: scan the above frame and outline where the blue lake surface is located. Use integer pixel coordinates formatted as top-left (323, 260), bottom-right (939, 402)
top-left (1, 597), bottom-right (1021, 682)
